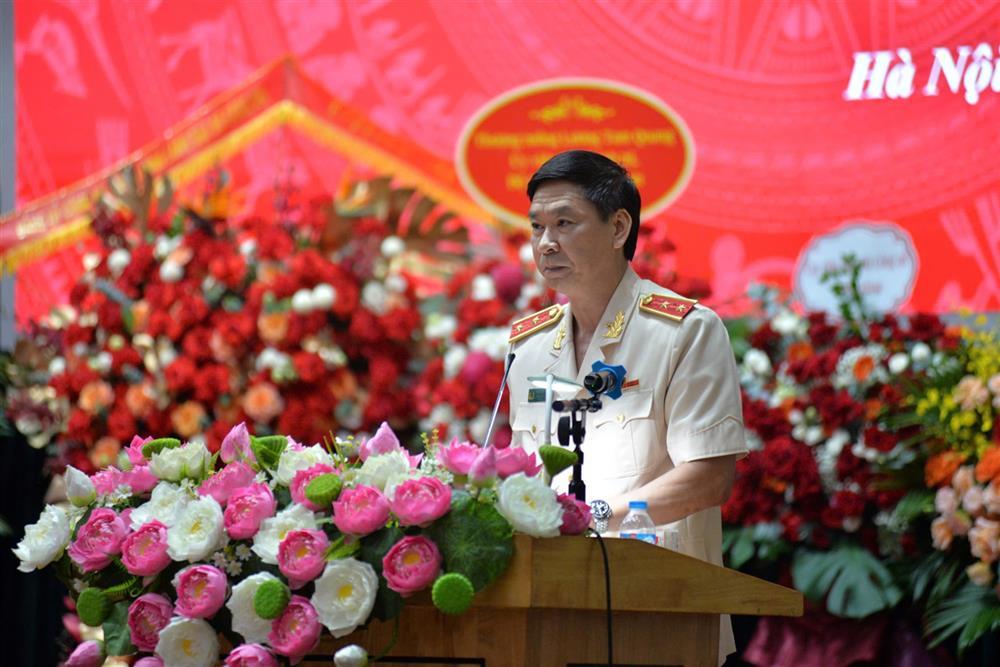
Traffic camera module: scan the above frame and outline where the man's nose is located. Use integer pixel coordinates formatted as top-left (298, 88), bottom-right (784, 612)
top-left (538, 227), bottom-right (558, 253)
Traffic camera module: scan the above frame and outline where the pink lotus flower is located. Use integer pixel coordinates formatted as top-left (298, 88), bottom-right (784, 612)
top-left (91, 467), bottom-right (127, 496)
top-left (121, 520), bottom-right (171, 576)
top-left (173, 564), bottom-right (228, 618)
top-left (221, 422), bottom-right (254, 464)
top-left (468, 447), bottom-right (497, 485)
top-left (268, 595), bottom-right (321, 663)
top-left (134, 658), bottom-right (164, 667)
top-left (437, 438), bottom-right (481, 475)
top-left (557, 493), bottom-right (592, 535)
top-left (224, 483), bottom-right (277, 539)
top-left (278, 529), bottom-right (330, 589)
top-left (290, 463), bottom-right (337, 511)
top-left (199, 461), bottom-right (256, 505)
top-left (125, 465), bottom-right (158, 494)
top-left (127, 593), bottom-right (173, 651)
top-left (359, 421), bottom-right (422, 467)
top-left (382, 535), bottom-right (442, 596)
top-left (495, 446), bottom-right (542, 478)
top-left (126, 435), bottom-right (153, 467)
top-left (64, 640), bottom-right (103, 667)
top-left (225, 643), bottom-right (279, 667)
top-left (333, 485), bottom-right (391, 537)
top-left (67, 508), bottom-right (128, 572)
top-left (390, 477), bottom-right (452, 527)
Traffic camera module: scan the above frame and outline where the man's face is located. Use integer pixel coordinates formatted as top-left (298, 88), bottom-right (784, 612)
top-left (528, 181), bottom-right (626, 298)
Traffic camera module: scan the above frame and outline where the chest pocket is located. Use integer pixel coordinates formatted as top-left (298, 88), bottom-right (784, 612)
top-left (511, 402), bottom-right (553, 450)
top-left (588, 389), bottom-right (658, 478)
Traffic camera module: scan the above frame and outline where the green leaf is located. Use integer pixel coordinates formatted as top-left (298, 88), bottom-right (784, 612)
top-left (102, 600), bottom-right (136, 656)
top-left (727, 528), bottom-right (755, 570)
top-left (357, 526), bottom-right (405, 622)
top-left (792, 544), bottom-right (903, 619)
top-left (958, 605), bottom-right (1000, 654)
top-left (926, 580), bottom-right (999, 654)
top-left (891, 490), bottom-right (935, 524)
top-left (250, 435), bottom-right (287, 471)
top-left (425, 490), bottom-right (514, 592)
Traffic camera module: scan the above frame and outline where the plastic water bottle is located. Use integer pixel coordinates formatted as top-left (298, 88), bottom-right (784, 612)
top-left (618, 500), bottom-right (658, 545)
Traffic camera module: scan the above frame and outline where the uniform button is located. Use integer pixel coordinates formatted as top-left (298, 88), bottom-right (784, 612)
top-left (531, 425), bottom-right (537, 434)
top-left (616, 413), bottom-right (625, 424)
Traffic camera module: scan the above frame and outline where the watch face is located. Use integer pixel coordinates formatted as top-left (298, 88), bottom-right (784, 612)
top-left (590, 499), bottom-right (611, 520)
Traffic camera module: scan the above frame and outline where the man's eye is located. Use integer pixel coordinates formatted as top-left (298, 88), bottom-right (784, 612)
top-left (557, 219), bottom-right (573, 227)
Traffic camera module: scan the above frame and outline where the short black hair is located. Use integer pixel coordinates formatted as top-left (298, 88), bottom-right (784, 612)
top-left (526, 150), bottom-right (641, 261)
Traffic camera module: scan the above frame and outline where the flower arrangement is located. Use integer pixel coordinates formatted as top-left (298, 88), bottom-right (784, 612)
top-left (14, 421), bottom-right (590, 666)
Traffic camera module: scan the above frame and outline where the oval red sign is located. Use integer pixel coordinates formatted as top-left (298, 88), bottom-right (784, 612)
top-left (456, 78), bottom-right (695, 225)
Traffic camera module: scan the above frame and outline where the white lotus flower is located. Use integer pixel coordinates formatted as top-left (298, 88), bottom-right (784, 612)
top-left (274, 444), bottom-right (335, 486)
top-left (227, 571), bottom-right (280, 644)
top-left (149, 441), bottom-right (212, 482)
top-left (13, 505), bottom-right (70, 572)
top-left (356, 451), bottom-right (411, 491)
top-left (155, 617), bottom-right (219, 667)
top-left (252, 503), bottom-right (317, 564)
top-left (130, 482), bottom-right (190, 529)
top-left (496, 473), bottom-right (563, 537)
top-left (312, 559), bottom-right (379, 637)
top-left (167, 495), bottom-right (226, 562)
top-left (64, 466), bottom-right (96, 507)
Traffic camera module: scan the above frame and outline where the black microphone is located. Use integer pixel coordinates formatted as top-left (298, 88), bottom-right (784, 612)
top-left (583, 361), bottom-right (626, 399)
top-left (482, 352), bottom-right (516, 447)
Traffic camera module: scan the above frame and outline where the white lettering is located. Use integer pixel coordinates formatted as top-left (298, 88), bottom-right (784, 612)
top-left (884, 48), bottom-right (916, 99)
top-left (923, 45), bottom-right (972, 96)
top-left (844, 50), bottom-right (895, 100)
top-left (962, 43), bottom-right (994, 104)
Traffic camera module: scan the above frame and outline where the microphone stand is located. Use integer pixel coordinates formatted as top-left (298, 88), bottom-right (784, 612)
top-left (552, 395), bottom-right (602, 502)
top-left (482, 351), bottom-right (515, 448)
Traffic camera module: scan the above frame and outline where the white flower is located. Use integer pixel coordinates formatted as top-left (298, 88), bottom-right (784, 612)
top-left (313, 558), bottom-right (379, 637)
top-left (130, 482), bottom-right (190, 529)
top-left (239, 238), bottom-right (257, 256)
top-left (424, 313), bottom-right (457, 340)
top-left (496, 473), bottom-right (563, 537)
top-left (167, 496), bottom-right (226, 562)
top-left (227, 572), bottom-right (279, 644)
top-left (825, 430), bottom-right (851, 457)
top-left (154, 235), bottom-right (181, 260)
top-left (149, 441), bottom-right (212, 481)
top-left (770, 310), bottom-right (805, 336)
top-left (385, 274), bottom-right (408, 294)
top-left (911, 342), bottom-right (931, 363)
top-left (83, 252), bottom-right (102, 271)
top-left (803, 425), bottom-right (824, 445)
top-left (64, 466), bottom-right (96, 507)
top-left (159, 260), bottom-right (183, 283)
top-left (468, 409), bottom-right (492, 445)
top-left (319, 345), bottom-right (347, 368)
top-left (107, 248), bottom-right (131, 276)
top-left (13, 505), bottom-right (70, 573)
top-left (312, 283), bottom-right (337, 309)
top-left (519, 242), bottom-right (534, 265)
top-left (381, 235), bottom-right (405, 257)
top-left (443, 345), bottom-right (468, 378)
top-left (356, 451), bottom-right (411, 491)
top-left (275, 444), bottom-right (335, 486)
top-left (888, 352), bottom-right (909, 374)
top-left (88, 351), bottom-right (112, 373)
top-left (155, 617), bottom-right (219, 667)
top-left (471, 275), bottom-right (497, 301)
top-left (516, 281), bottom-right (542, 311)
top-left (335, 644), bottom-right (370, 667)
top-left (743, 349), bottom-right (772, 376)
top-left (468, 327), bottom-right (509, 361)
top-left (361, 282), bottom-right (389, 314)
top-left (833, 344), bottom-right (886, 390)
top-left (252, 503), bottom-right (317, 564)
top-left (292, 288), bottom-right (314, 313)
top-left (48, 357), bottom-right (66, 375)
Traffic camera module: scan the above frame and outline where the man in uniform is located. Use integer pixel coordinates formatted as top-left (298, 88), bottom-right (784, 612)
top-left (506, 150), bottom-right (748, 665)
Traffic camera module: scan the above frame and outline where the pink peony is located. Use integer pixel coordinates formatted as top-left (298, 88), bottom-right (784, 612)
top-left (268, 595), bottom-right (321, 663)
top-left (278, 529), bottom-right (330, 589)
top-left (91, 467), bottom-right (127, 496)
top-left (224, 483), bottom-right (277, 539)
top-left (468, 446), bottom-right (497, 485)
top-left (494, 446), bottom-right (542, 478)
top-left (437, 438), bottom-right (481, 475)
top-left (460, 351), bottom-right (494, 386)
top-left (382, 535), bottom-right (442, 596)
top-left (134, 658), bottom-right (164, 667)
top-left (490, 263), bottom-right (525, 303)
top-left (67, 508), bottom-right (128, 572)
top-left (199, 461), bottom-right (257, 505)
top-left (121, 520), bottom-right (171, 576)
top-left (127, 593), bottom-right (173, 651)
top-left (221, 422), bottom-right (254, 464)
top-left (557, 494), bottom-right (593, 535)
top-left (225, 643), bottom-right (279, 667)
top-left (173, 564), bottom-right (228, 618)
top-left (290, 463), bottom-right (337, 511)
top-left (390, 477), bottom-right (452, 527)
top-left (126, 435), bottom-right (153, 467)
top-left (124, 465), bottom-right (158, 494)
top-left (333, 485), bottom-right (391, 537)
top-left (64, 640), bottom-right (103, 667)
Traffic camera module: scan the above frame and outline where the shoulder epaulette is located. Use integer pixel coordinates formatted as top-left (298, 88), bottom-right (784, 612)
top-left (638, 293), bottom-right (697, 322)
top-left (508, 305), bottom-right (564, 343)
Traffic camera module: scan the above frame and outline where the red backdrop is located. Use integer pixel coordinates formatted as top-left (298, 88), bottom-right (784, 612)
top-left (9, 0), bottom-right (1000, 322)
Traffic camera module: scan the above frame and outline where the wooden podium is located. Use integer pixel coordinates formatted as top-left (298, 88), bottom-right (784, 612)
top-left (310, 534), bottom-right (802, 667)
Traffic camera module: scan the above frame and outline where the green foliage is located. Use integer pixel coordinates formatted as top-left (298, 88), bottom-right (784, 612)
top-left (102, 600), bottom-right (135, 656)
top-left (819, 253), bottom-right (869, 334)
top-left (925, 580), bottom-right (1000, 655)
top-left (76, 587), bottom-right (111, 626)
top-left (425, 490), bottom-right (514, 592)
top-left (141, 437), bottom-right (181, 459)
top-left (250, 435), bottom-right (287, 471)
top-left (792, 543), bottom-right (903, 619)
top-left (538, 445), bottom-right (577, 478)
top-left (722, 525), bottom-right (790, 570)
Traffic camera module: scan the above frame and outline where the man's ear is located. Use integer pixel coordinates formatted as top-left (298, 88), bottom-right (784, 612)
top-left (611, 209), bottom-right (632, 250)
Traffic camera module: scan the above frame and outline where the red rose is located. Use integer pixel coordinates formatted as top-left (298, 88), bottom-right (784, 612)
top-left (293, 352), bottom-right (326, 384)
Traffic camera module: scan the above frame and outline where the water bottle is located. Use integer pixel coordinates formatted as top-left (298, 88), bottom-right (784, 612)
top-left (618, 500), bottom-right (658, 545)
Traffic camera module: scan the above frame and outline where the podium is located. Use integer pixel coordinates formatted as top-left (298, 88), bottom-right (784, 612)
top-left (310, 534), bottom-right (803, 666)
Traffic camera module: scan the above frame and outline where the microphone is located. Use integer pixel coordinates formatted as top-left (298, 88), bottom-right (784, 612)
top-left (482, 352), bottom-right (516, 448)
top-left (583, 360), bottom-right (626, 399)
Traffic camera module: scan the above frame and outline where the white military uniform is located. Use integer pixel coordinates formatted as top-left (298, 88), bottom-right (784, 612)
top-left (506, 266), bottom-right (748, 664)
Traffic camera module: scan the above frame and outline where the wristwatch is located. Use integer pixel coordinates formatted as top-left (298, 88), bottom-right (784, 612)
top-left (589, 499), bottom-right (612, 534)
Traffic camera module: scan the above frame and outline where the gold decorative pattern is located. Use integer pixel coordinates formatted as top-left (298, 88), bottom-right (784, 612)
top-left (509, 305), bottom-right (564, 343)
top-left (552, 323), bottom-right (566, 351)
top-left (639, 293), bottom-right (698, 322)
top-left (603, 310), bottom-right (625, 338)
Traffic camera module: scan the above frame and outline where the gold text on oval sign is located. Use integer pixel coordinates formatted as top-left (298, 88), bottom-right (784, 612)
top-left (456, 78), bottom-right (695, 226)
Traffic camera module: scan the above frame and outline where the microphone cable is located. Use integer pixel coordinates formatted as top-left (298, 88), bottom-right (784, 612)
top-left (590, 529), bottom-right (614, 667)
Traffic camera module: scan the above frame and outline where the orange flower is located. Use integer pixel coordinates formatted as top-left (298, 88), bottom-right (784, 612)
top-left (787, 341), bottom-right (814, 362)
top-left (171, 401), bottom-right (206, 439)
top-left (853, 356), bottom-right (875, 382)
top-left (864, 398), bottom-right (883, 421)
top-left (242, 383), bottom-right (284, 424)
top-left (78, 381), bottom-right (115, 414)
top-left (125, 382), bottom-right (156, 418)
top-left (257, 262), bottom-right (283, 285)
top-left (925, 451), bottom-right (968, 488)
top-left (210, 330), bottom-right (236, 363)
top-left (976, 446), bottom-right (1000, 484)
top-left (762, 476), bottom-right (787, 494)
top-left (257, 311), bottom-right (289, 345)
top-left (90, 436), bottom-right (121, 469)
top-left (329, 370), bottom-right (359, 401)
top-left (130, 300), bottom-right (150, 333)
